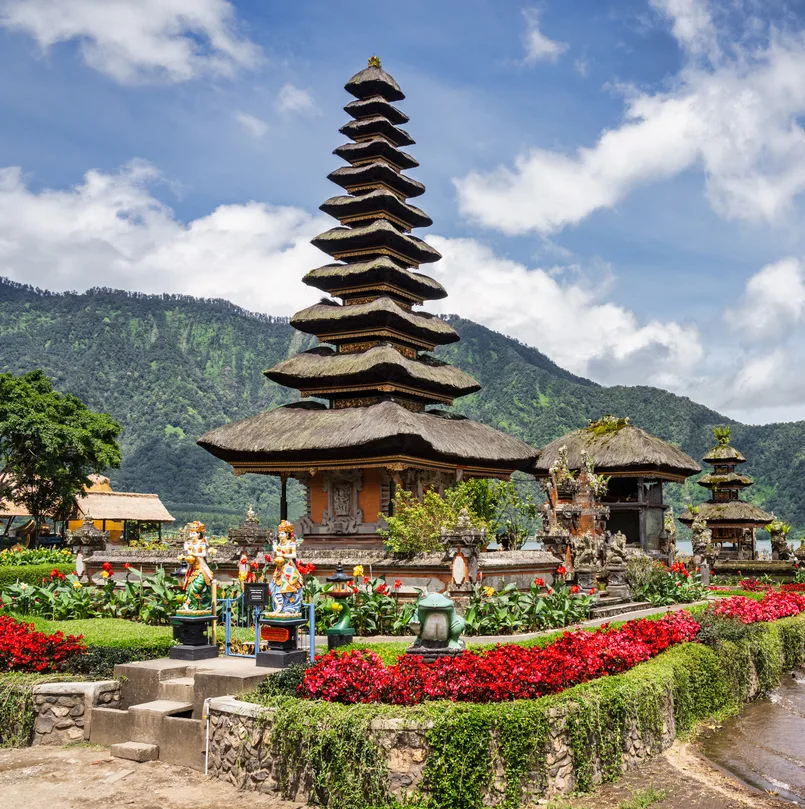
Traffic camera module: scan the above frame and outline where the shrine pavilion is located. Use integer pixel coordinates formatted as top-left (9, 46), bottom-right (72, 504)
top-left (199, 58), bottom-right (539, 549)
top-left (534, 417), bottom-right (700, 555)
top-left (679, 428), bottom-right (773, 559)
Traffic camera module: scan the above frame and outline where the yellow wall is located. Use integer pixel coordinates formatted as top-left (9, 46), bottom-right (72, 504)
top-left (67, 518), bottom-right (125, 543)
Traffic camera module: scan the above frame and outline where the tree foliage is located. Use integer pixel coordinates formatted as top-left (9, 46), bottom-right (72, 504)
top-left (0, 370), bottom-right (121, 527)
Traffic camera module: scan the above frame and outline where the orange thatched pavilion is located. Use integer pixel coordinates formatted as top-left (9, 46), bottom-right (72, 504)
top-left (199, 58), bottom-right (539, 550)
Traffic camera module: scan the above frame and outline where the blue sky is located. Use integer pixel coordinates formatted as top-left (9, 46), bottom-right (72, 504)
top-left (1, 0), bottom-right (805, 425)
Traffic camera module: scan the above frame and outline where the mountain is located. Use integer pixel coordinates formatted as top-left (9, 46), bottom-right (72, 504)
top-left (1, 277), bottom-right (802, 537)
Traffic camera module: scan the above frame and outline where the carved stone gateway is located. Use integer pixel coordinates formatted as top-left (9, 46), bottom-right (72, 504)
top-left (441, 508), bottom-right (486, 594)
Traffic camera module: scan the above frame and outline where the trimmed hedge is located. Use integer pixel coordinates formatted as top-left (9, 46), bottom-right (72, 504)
top-left (255, 612), bottom-right (805, 809)
top-left (0, 563), bottom-right (75, 589)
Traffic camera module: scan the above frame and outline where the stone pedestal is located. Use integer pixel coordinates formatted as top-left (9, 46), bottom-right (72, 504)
top-left (169, 614), bottom-right (218, 660)
top-left (605, 566), bottom-right (631, 601)
top-left (326, 627), bottom-right (354, 650)
top-left (575, 567), bottom-right (598, 595)
top-left (256, 618), bottom-right (309, 668)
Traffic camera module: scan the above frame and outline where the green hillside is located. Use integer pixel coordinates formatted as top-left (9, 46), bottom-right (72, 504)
top-left (1, 278), bottom-right (802, 536)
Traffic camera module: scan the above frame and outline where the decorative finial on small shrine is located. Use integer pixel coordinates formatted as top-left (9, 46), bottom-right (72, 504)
top-left (368, 55), bottom-right (381, 68)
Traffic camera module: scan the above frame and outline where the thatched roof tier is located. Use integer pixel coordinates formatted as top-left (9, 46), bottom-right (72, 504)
top-left (339, 116), bottom-right (415, 148)
top-left (327, 163), bottom-right (425, 200)
top-left (534, 424), bottom-right (701, 480)
top-left (345, 61), bottom-right (405, 102)
top-left (75, 491), bottom-right (174, 523)
top-left (703, 444), bottom-right (746, 464)
top-left (303, 257), bottom-right (446, 302)
top-left (197, 400), bottom-right (539, 474)
top-left (698, 472), bottom-right (753, 488)
top-left (312, 220), bottom-right (440, 266)
top-left (679, 501), bottom-right (773, 526)
top-left (265, 345), bottom-right (480, 401)
top-left (320, 190), bottom-right (430, 231)
top-left (290, 297), bottom-right (459, 348)
top-left (344, 97), bottom-right (409, 125)
top-left (334, 139), bottom-right (419, 172)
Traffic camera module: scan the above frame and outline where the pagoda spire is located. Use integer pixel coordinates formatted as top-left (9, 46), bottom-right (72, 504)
top-left (268, 58), bottom-right (479, 411)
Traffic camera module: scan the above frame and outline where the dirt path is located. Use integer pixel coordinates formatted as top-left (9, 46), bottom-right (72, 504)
top-left (0, 745), bottom-right (303, 809)
top-left (555, 740), bottom-right (795, 808)
top-left (0, 738), bottom-right (792, 809)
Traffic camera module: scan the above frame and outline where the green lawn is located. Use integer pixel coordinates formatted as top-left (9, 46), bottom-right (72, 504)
top-left (9, 613), bottom-right (173, 650)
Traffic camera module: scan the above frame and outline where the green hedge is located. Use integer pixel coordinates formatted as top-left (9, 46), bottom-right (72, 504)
top-left (0, 563), bottom-right (75, 589)
top-left (258, 613), bottom-right (805, 809)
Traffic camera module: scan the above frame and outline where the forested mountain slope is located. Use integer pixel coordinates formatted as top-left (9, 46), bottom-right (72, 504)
top-left (1, 278), bottom-right (802, 535)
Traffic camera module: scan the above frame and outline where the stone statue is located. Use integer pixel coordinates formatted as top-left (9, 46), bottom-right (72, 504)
top-left (689, 508), bottom-right (716, 569)
top-left (571, 531), bottom-right (599, 569)
top-left (606, 531), bottom-right (628, 569)
top-left (768, 519), bottom-right (792, 561)
top-left (265, 520), bottom-right (304, 618)
top-left (406, 592), bottom-right (465, 661)
top-left (178, 521), bottom-right (214, 614)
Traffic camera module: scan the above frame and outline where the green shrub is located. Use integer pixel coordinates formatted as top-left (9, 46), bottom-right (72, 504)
top-left (253, 664), bottom-right (308, 700)
top-left (0, 548), bottom-right (74, 567)
top-left (64, 644), bottom-right (171, 678)
top-left (0, 563), bottom-right (74, 589)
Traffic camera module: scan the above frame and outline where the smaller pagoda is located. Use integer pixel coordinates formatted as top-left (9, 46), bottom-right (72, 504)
top-left (679, 427), bottom-right (773, 560)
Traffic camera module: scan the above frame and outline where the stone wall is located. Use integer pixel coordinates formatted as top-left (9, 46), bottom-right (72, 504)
top-left (32, 681), bottom-right (120, 746)
top-left (205, 690), bottom-right (674, 804)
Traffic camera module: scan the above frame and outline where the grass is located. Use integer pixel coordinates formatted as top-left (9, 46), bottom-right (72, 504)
top-left (7, 612), bottom-right (173, 649)
top-left (708, 589), bottom-right (766, 600)
top-left (617, 787), bottom-right (667, 808)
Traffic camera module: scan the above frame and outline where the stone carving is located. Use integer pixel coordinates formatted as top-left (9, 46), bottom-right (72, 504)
top-left (606, 531), bottom-right (628, 569)
top-left (661, 508), bottom-right (677, 563)
top-left (441, 508), bottom-right (486, 590)
top-left (571, 531), bottom-right (600, 570)
top-left (768, 518), bottom-right (792, 561)
top-left (320, 471), bottom-right (364, 534)
top-left (689, 507), bottom-right (716, 570)
top-left (228, 505), bottom-right (269, 550)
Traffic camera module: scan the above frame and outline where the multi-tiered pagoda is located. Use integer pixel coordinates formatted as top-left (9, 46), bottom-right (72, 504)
top-left (199, 58), bottom-right (539, 548)
top-left (679, 427), bottom-right (772, 559)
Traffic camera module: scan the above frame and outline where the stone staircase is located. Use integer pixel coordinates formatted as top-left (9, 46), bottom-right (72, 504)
top-left (90, 657), bottom-right (272, 770)
top-left (590, 595), bottom-right (652, 620)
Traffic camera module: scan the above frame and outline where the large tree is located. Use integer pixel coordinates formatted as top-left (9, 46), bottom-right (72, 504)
top-left (0, 370), bottom-right (122, 532)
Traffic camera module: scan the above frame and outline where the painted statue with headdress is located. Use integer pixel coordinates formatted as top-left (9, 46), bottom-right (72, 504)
top-left (266, 520), bottom-right (304, 617)
top-left (178, 521), bottom-right (214, 614)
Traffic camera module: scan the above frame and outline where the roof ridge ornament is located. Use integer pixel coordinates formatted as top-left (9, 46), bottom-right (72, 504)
top-left (368, 55), bottom-right (381, 68)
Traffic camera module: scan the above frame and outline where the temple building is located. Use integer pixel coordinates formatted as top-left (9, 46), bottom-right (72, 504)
top-left (199, 58), bottom-right (539, 549)
top-left (679, 428), bottom-right (773, 559)
top-left (534, 417), bottom-right (700, 555)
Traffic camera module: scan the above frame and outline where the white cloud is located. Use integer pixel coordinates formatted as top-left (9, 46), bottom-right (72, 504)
top-left (0, 0), bottom-right (260, 84)
top-left (426, 236), bottom-right (703, 390)
top-left (276, 83), bottom-right (315, 115)
top-left (457, 6), bottom-right (805, 235)
top-left (726, 257), bottom-right (805, 342)
top-left (522, 8), bottom-right (568, 65)
top-left (0, 161), bottom-right (323, 315)
top-left (235, 111), bottom-right (269, 139)
top-left (574, 58), bottom-right (589, 78)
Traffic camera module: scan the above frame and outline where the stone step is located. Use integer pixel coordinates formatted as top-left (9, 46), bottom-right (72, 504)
top-left (158, 677), bottom-right (195, 703)
top-left (129, 700), bottom-right (194, 745)
top-left (110, 741), bottom-right (159, 762)
top-left (591, 600), bottom-right (652, 619)
top-left (89, 707), bottom-right (131, 747)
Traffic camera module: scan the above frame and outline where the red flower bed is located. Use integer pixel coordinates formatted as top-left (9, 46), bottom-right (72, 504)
top-left (781, 583), bottom-right (805, 593)
top-left (300, 611), bottom-right (700, 705)
top-left (737, 578), bottom-right (773, 592)
top-left (0, 616), bottom-right (85, 673)
top-left (712, 591), bottom-right (805, 624)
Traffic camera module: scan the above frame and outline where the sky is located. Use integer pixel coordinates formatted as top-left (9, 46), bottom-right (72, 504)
top-left (0, 0), bottom-right (805, 425)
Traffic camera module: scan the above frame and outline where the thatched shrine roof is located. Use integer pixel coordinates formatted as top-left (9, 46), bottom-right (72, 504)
top-left (312, 220), bottom-right (440, 265)
top-left (678, 501), bottom-right (773, 526)
top-left (334, 139), bottom-right (419, 172)
top-left (698, 472), bottom-right (753, 488)
top-left (534, 422), bottom-right (701, 480)
top-left (327, 162), bottom-right (425, 200)
top-left (74, 491), bottom-right (174, 523)
top-left (265, 345), bottom-right (480, 400)
top-left (320, 190), bottom-right (430, 229)
top-left (303, 256), bottom-right (446, 302)
top-left (345, 62), bottom-right (405, 102)
top-left (344, 97), bottom-right (409, 125)
top-left (290, 297), bottom-right (459, 347)
top-left (198, 400), bottom-right (539, 473)
top-left (703, 444), bottom-right (746, 464)
top-left (339, 116), bottom-right (415, 147)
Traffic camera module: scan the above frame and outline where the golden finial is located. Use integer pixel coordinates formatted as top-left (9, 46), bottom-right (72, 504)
top-left (368, 55), bottom-right (381, 68)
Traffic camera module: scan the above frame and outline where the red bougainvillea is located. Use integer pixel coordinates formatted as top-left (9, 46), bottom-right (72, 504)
top-left (0, 615), bottom-right (85, 673)
top-left (299, 611), bottom-right (700, 705)
top-left (712, 591), bottom-right (805, 624)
